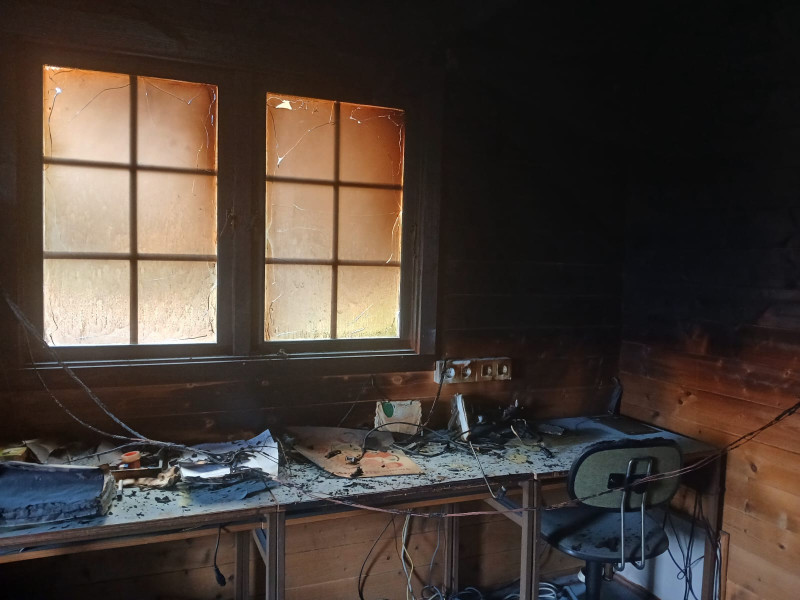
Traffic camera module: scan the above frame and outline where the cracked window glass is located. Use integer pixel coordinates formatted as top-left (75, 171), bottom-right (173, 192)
top-left (138, 77), bottom-right (217, 170)
top-left (43, 66), bottom-right (130, 163)
top-left (138, 172), bottom-right (217, 255)
top-left (340, 103), bottom-right (404, 186)
top-left (266, 182), bottom-right (334, 260)
top-left (138, 261), bottom-right (217, 344)
top-left (42, 65), bottom-right (218, 347)
top-left (44, 259), bottom-right (130, 345)
top-left (267, 94), bottom-right (335, 180)
top-left (44, 165), bottom-right (130, 253)
top-left (337, 266), bottom-right (400, 339)
top-left (265, 93), bottom-right (404, 342)
top-left (265, 264), bottom-right (332, 340)
top-left (338, 188), bottom-right (402, 263)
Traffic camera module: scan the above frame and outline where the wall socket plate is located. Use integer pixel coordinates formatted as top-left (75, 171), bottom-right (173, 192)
top-left (434, 357), bottom-right (512, 384)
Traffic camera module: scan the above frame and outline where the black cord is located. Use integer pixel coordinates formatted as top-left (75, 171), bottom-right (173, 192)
top-left (357, 516), bottom-right (395, 600)
top-left (213, 525), bottom-right (226, 586)
top-left (353, 421), bottom-right (469, 463)
top-left (421, 358), bottom-right (448, 428)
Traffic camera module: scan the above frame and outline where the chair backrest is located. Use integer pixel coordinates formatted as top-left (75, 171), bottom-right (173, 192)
top-left (568, 438), bottom-right (682, 510)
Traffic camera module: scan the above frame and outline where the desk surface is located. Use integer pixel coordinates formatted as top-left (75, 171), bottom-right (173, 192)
top-left (0, 415), bottom-right (716, 553)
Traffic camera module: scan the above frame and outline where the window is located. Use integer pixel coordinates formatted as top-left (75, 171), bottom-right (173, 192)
top-left (18, 48), bottom-right (439, 372)
top-left (265, 94), bottom-right (404, 341)
top-left (42, 65), bottom-right (219, 347)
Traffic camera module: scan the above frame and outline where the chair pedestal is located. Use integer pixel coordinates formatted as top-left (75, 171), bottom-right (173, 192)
top-left (584, 561), bottom-right (603, 600)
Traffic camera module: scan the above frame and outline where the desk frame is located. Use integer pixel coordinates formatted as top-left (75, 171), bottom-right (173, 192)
top-left (0, 418), bottom-right (723, 600)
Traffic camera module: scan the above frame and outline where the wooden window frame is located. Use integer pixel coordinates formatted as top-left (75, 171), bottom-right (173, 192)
top-left (12, 44), bottom-right (441, 383)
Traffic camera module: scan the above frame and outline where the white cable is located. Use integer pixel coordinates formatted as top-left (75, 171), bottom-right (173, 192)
top-left (401, 515), bottom-right (416, 600)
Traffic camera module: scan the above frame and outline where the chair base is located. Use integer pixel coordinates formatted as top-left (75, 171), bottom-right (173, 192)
top-left (584, 561), bottom-right (604, 600)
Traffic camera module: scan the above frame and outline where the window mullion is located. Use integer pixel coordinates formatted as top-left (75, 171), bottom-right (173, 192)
top-left (227, 72), bottom-right (257, 356)
top-left (330, 101), bottom-right (341, 340)
top-left (129, 74), bottom-right (139, 345)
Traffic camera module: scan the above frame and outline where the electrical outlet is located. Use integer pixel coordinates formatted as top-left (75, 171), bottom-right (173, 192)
top-left (434, 357), bottom-right (511, 383)
top-left (494, 358), bottom-right (512, 380)
top-left (434, 359), bottom-right (476, 383)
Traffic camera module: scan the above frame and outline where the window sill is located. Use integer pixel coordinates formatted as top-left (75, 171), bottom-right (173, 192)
top-left (16, 349), bottom-right (437, 390)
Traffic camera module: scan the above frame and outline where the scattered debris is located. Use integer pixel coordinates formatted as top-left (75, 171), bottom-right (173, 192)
top-left (178, 430), bottom-right (279, 483)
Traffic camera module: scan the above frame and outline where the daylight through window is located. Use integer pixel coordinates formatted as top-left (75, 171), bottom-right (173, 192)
top-left (265, 94), bottom-right (405, 342)
top-left (42, 66), bottom-right (218, 346)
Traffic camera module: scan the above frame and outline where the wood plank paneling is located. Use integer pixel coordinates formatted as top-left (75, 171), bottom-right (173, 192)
top-left (0, 0), bottom-right (629, 596)
top-left (621, 5), bottom-right (800, 599)
top-left (621, 8), bottom-right (800, 600)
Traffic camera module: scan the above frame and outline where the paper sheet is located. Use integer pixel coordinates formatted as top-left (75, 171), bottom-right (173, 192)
top-left (179, 430), bottom-right (279, 482)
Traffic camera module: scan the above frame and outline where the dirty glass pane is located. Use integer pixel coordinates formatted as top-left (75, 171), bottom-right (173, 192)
top-left (44, 165), bottom-right (129, 253)
top-left (43, 66), bottom-right (130, 163)
top-left (266, 94), bottom-right (335, 180)
top-left (44, 259), bottom-right (130, 345)
top-left (337, 266), bottom-right (400, 339)
top-left (265, 265), bottom-right (331, 340)
top-left (338, 187), bottom-right (402, 262)
top-left (138, 77), bottom-right (218, 170)
top-left (266, 182), bottom-right (334, 260)
top-left (138, 261), bottom-right (217, 344)
top-left (340, 103), bottom-right (404, 186)
top-left (138, 172), bottom-right (217, 255)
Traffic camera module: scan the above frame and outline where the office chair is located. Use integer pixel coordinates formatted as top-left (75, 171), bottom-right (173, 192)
top-left (540, 438), bottom-right (682, 600)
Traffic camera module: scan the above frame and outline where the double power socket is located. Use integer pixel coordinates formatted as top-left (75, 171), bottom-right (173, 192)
top-left (433, 357), bottom-right (512, 384)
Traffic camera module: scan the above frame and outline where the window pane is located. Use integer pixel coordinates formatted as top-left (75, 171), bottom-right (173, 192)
top-left (339, 103), bottom-right (404, 185)
top-left (43, 66), bottom-right (130, 163)
top-left (138, 261), bottom-right (217, 344)
top-left (266, 94), bottom-right (335, 180)
top-left (44, 165), bottom-right (129, 253)
top-left (265, 265), bottom-right (332, 341)
top-left (266, 182), bottom-right (334, 260)
top-left (337, 266), bottom-right (400, 339)
top-left (338, 187), bottom-right (402, 262)
top-left (138, 77), bottom-right (218, 170)
top-left (44, 259), bottom-right (130, 345)
top-left (138, 172), bottom-right (217, 255)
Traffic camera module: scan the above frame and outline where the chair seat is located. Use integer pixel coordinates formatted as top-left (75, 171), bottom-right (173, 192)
top-left (540, 505), bottom-right (669, 563)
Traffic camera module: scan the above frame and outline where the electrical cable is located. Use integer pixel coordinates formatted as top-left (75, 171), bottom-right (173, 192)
top-left (337, 375), bottom-right (375, 428)
top-left (401, 514), bottom-right (416, 600)
top-left (468, 440), bottom-right (504, 499)
top-left (421, 518), bottom-right (444, 600)
top-left (421, 358), bottom-right (448, 429)
top-left (6, 285), bottom-right (800, 532)
top-left (3, 287), bottom-right (255, 468)
top-left (357, 516), bottom-right (395, 600)
top-left (212, 525), bottom-right (226, 586)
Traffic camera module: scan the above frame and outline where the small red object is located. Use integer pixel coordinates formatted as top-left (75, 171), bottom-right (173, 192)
top-left (121, 450), bottom-right (141, 469)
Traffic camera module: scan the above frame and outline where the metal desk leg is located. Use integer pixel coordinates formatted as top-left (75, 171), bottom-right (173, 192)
top-left (252, 511), bottom-right (286, 600)
top-left (519, 479), bottom-right (541, 600)
top-left (235, 530), bottom-right (251, 600)
top-left (444, 503), bottom-right (459, 596)
top-left (701, 455), bottom-right (726, 600)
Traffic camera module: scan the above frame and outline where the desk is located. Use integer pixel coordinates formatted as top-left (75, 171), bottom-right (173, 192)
top-left (0, 416), bottom-right (721, 600)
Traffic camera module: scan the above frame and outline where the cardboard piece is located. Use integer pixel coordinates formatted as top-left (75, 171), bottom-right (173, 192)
top-left (287, 426), bottom-right (422, 478)
top-left (373, 400), bottom-right (422, 436)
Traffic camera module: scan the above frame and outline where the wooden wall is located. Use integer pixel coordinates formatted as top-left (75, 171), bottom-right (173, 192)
top-left (0, 1), bottom-right (627, 597)
top-left (621, 2), bottom-right (800, 599)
